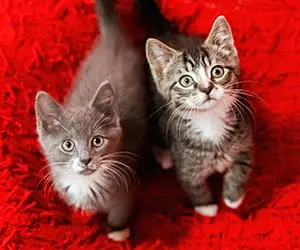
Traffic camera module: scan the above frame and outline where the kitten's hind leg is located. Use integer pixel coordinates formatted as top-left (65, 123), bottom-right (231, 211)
top-left (222, 156), bottom-right (252, 209)
top-left (153, 147), bottom-right (173, 170)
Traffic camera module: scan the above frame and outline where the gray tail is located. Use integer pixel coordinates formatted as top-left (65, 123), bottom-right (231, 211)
top-left (134, 0), bottom-right (177, 37)
top-left (95, 0), bottom-right (121, 39)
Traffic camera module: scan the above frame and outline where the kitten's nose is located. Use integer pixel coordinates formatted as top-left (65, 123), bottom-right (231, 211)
top-left (80, 158), bottom-right (92, 165)
top-left (203, 84), bottom-right (214, 95)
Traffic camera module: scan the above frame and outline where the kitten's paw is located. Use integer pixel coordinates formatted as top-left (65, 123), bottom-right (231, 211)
top-left (224, 195), bottom-right (245, 209)
top-left (107, 228), bottom-right (131, 242)
top-left (215, 163), bottom-right (228, 173)
top-left (153, 147), bottom-right (173, 170)
top-left (194, 204), bottom-right (218, 217)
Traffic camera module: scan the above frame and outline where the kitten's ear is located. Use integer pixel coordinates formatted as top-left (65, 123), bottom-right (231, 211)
top-left (205, 16), bottom-right (235, 47)
top-left (89, 80), bottom-right (115, 111)
top-left (146, 38), bottom-right (177, 81)
top-left (35, 91), bottom-right (63, 131)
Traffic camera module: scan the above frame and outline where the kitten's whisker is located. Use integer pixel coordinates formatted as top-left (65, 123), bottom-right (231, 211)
top-left (41, 175), bottom-right (53, 197)
top-left (36, 172), bottom-right (53, 191)
top-left (222, 96), bottom-right (237, 124)
top-left (232, 80), bottom-right (259, 84)
top-left (38, 162), bottom-right (66, 176)
top-left (101, 160), bottom-right (139, 186)
top-left (109, 164), bottom-right (131, 186)
top-left (148, 102), bottom-right (173, 119)
top-left (103, 164), bottom-right (129, 192)
top-left (101, 154), bottom-right (136, 162)
top-left (165, 103), bottom-right (186, 143)
top-left (99, 151), bottom-right (140, 162)
top-left (224, 89), bottom-right (268, 105)
top-left (106, 164), bottom-right (131, 191)
top-left (235, 95), bottom-right (258, 116)
top-left (101, 164), bottom-right (123, 188)
top-left (225, 90), bottom-right (257, 115)
top-left (227, 95), bottom-right (246, 127)
top-left (103, 162), bottom-right (132, 191)
top-left (234, 98), bottom-right (256, 123)
top-left (225, 80), bottom-right (259, 88)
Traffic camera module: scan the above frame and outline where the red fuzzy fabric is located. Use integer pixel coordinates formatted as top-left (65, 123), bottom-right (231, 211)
top-left (1, 0), bottom-right (300, 249)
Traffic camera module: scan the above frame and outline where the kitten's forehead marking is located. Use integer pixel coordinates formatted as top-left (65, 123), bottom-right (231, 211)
top-left (198, 67), bottom-right (209, 88)
top-left (184, 54), bottom-right (196, 72)
top-left (203, 56), bottom-right (210, 67)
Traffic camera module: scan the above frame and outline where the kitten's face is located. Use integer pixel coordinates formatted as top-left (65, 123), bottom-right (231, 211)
top-left (146, 16), bottom-right (240, 112)
top-left (35, 81), bottom-right (121, 182)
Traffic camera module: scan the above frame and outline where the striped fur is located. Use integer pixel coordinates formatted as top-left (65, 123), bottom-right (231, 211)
top-left (145, 15), bottom-right (253, 212)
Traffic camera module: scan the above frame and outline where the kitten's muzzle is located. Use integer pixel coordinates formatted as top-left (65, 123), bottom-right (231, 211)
top-left (198, 82), bottom-right (214, 95)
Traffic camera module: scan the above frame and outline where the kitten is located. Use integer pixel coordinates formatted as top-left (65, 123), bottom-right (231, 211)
top-left (35, 0), bottom-right (147, 241)
top-left (136, 0), bottom-right (253, 216)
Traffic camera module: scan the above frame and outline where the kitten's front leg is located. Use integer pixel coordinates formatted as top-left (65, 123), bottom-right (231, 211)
top-left (107, 194), bottom-right (134, 242)
top-left (177, 169), bottom-right (217, 217)
top-left (192, 180), bottom-right (218, 217)
top-left (222, 153), bottom-right (252, 209)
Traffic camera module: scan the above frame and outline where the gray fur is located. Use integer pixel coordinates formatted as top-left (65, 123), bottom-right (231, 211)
top-left (35, 0), bottom-right (147, 235)
top-left (146, 16), bottom-right (253, 208)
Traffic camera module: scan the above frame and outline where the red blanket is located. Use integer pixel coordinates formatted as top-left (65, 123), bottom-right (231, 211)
top-left (1, 0), bottom-right (300, 249)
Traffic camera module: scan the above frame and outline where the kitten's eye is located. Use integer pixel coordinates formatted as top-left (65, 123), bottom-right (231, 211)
top-left (61, 140), bottom-right (75, 152)
top-left (211, 66), bottom-right (225, 79)
top-left (179, 75), bottom-right (195, 88)
top-left (92, 136), bottom-right (104, 148)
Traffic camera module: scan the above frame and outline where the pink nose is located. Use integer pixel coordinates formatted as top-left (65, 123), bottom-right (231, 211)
top-left (203, 84), bottom-right (214, 95)
top-left (79, 158), bottom-right (92, 165)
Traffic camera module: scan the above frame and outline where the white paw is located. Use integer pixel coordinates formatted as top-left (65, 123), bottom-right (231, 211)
top-left (224, 195), bottom-right (245, 209)
top-left (194, 204), bottom-right (218, 217)
top-left (107, 228), bottom-right (131, 242)
top-left (153, 147), bottom-right (173, 170)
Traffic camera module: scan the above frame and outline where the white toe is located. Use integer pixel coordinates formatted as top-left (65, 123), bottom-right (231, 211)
top-left (224, 195), bottom-right (245, 209)
top-left (107, 228), bottom-right (131, 242)
top-left (194, 204), bottom-right (218, 217)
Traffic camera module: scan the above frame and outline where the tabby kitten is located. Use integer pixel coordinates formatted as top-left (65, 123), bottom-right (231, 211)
top-left (138, 0), bottom-right (253, 216)
top-left (35, 0), bottom-right (147, 241)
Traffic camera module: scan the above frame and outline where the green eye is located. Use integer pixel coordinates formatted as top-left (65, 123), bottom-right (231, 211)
top-left (179, 75), bottom-right (195, 88)
top-left (211, 66), bottom-right (225, 79)
top-left (92, 136), bottom-right (104, 148)
top-left (61, 140), bottom-right (75, 152)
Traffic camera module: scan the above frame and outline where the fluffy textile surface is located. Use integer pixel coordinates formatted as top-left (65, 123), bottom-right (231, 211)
top-left (1, 0), bottom-right (300, 249)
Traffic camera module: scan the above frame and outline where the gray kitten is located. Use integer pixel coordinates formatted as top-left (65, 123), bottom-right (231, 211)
top-left (137, 0), bottom-right (253, 216)
top-left (35, 0), bottom-right (147, 241)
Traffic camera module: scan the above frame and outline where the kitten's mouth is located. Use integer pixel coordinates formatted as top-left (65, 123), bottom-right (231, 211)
top-left (203, 96), bottom-right (215, 103)
top-left (79, 168), bottom-right (96, 176)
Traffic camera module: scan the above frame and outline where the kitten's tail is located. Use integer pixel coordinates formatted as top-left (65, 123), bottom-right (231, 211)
top-left (134, 0), bottom-right (177, 37)
top-left (95, 0), bottom-right (122, 40)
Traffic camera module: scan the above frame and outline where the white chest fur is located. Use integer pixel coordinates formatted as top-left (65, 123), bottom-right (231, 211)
top-left (56, 171), bottom-right (104, 211)
top-left (187, 103), bottom-right (230, 144)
